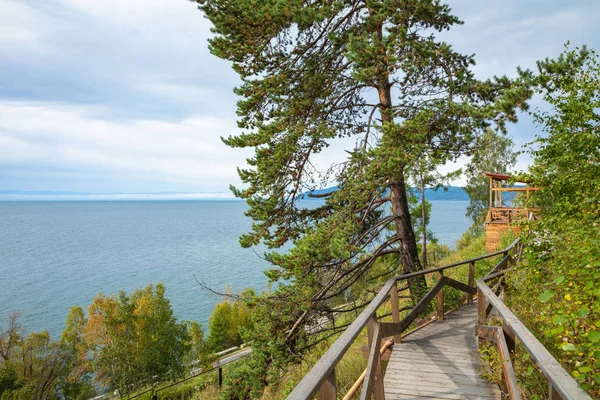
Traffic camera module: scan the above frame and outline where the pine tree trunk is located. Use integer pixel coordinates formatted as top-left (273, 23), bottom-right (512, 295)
top-left (389, 175), bottom-right (428, 300)
top-left (420, 172), bottom-right (427, 268)
top-left (377, 81), bottom-right (427, 300)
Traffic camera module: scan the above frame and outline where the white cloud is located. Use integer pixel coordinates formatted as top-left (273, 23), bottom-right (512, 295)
top-left (0, 101), bottom-right (250, 191)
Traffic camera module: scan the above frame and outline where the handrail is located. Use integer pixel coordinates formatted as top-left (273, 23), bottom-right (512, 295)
top-left (477, 278), bottom-right (591, 400)
top-left (286, 238), bottom-right (520, 400)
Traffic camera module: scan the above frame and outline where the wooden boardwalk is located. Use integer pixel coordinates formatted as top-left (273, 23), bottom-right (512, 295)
top-left (383, 303), bottom-right (502, 400)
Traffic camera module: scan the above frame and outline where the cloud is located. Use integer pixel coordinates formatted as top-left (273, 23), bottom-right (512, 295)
top-left (0, 101), bottom-right (249, 192)
top-left (0, 0), bottom-right (599, 191)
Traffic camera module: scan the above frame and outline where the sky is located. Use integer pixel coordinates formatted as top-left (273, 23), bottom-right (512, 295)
top-left (0, 0), bottom-right (598, 195)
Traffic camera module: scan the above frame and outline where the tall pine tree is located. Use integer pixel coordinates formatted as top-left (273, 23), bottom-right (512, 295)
top-left (196, 0), bottom-right (531, 369)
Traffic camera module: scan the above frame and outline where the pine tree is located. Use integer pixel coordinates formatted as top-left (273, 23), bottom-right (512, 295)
top-left (195, 0), bottom-right (531, 368)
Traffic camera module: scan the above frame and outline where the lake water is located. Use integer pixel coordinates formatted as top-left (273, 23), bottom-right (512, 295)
top-left (0, 200), bottom-right (470, 337)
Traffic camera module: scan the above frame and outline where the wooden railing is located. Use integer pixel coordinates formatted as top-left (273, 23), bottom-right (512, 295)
top-left (287, 237), bottom-right (591, 400)
top-left (286, 239), bottom-right (521, 400)
top-left (477, 272), bottom-right (592, 400)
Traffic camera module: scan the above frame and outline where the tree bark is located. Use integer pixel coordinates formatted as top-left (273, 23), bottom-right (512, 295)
top-left (420, 171), bottom-right (427, 268)
top-left (374, 20), bottom-right (427, 301)
top-left (376, 84), bottom-right (427, 299)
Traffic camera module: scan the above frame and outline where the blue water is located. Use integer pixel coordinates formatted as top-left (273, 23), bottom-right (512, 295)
top-left (0, 200), bottom-right (470, 338)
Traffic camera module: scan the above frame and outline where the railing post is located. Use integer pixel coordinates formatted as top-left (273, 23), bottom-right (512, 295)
top-left (366, 317), bottom-right (385, 400)
top-left (548, 383), bottom-right (564, 400)
top-left (390, 281), bottom-right (401, 343)
top-left (503, 323), bottom-right (516, 369)
top-left (218, 366), bottom-right (223, 387)
top-left (437, 271), bottom-right (444, 321)
top-left (477, 287), bottom-right (486, 327)
top-left (318, 369), bottom-right (336, 400)
top-left (467, 261), bottom-right (475, 305)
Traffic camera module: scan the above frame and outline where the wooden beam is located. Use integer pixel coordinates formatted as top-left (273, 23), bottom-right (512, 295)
top-left (318, 369), bottom-right (336, 400)
top-left (495, 327), bottom-right (521, 400)
top-left (437, 271), bottom-right (445, 321)
top-left (390, 281), bottom-right (401, 343)
top-left (444, 277), bottom-right (477, 295)
top-left (361, 319), bottom-right (384, 400)
top-left (467, 261), bottom-right (475, 305)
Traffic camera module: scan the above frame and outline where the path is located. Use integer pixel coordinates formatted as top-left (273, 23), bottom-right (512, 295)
top-left (383, 303), bottom-right (502, 400)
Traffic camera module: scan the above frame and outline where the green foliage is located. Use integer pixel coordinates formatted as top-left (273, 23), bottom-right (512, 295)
top-left (506, 44), bottom-right (600, 397)
top-left (0, 313), bottom-right (78, 400)
top-left (0, 365), bottom-right (20, 397)
top-left (206, 300), bottom-right (253, 353)
top-left (464, 128), bottom-right (517, 233)
top-left (84, 283), bottom-right (190, 395)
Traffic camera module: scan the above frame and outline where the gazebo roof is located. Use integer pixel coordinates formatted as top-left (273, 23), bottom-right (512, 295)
top-left (483, 172), bottom-right (531, 184)
top-left (483, 172), bottom-right (512, 181)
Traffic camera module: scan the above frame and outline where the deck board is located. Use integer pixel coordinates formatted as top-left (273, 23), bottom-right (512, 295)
top-left (383, 303), bottom-right (502, 400)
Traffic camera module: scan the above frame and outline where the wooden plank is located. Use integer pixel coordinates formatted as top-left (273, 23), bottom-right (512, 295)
top-left (318, 369), bottom-right (336, 400)
top-left (361, 319), bottom-right (383, 400)
top-left (476, 280), bottom-right (592, 400)
top-left (437, 271), bottom-right (445, 320)
top-left (390, 281), bottom-right (401, 343)
top-left (385, 382), bottom-right (500, 396)
top-left (385, 387), bottom-right (500, 399)
top-left (445, 277), bottom-right (477, 294)
top-left (385, 363), bottom-right (485, 377)
top-left (386, 393), bottom-right (496, 400)
top-left (384, 370), bottom-right (500, 389)
top-left (468, 261), bottom-right (475, 304)
top-left (385, 371), bottom-right (500, 391)
top-left (391, 353), bottom-right (480, 367)
top-left (495, 326), bottom-right (520, 400)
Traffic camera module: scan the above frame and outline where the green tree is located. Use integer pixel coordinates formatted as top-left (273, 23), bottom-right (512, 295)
top-left (0, 364), bottom-right (20, 398)
top-left (507, 45), bottom-right (600, 396)
top-left (464, 128), bottom-right (517, 233)
top-left (206, 299), bottom-right (253, 353)
top-left (184, 321), bottom-right (211, 369)
top-left (85, 283), bottom-right (189, 395)
top-left (196, 0), bottom-right (531, 394)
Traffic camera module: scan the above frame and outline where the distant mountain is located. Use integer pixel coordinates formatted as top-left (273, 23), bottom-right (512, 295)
top-left (414, 186), bottom-right (469, 201)
top-left (302, 186), bottom-right (470, 201)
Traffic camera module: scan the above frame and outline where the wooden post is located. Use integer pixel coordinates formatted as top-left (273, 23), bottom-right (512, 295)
top-left (477, 287), bottom-right (486, 327)
top-left (504, 325), bottom-right (516, 369)
top-left (318, 369), bottom-right (336, 400)
top-left (548, 383), bottom-right (564, 400)
top-left (489, 176), bottom-right (493, 208)
top-left (390, 281), bottom-right (401, 343)
top-left (437, 271), bottom-right (444, 321)
top-left (366, 317), bottom-right (385, 400)
top-left (218, 366), bottom-right (223, 387)
top-left (467, 261), bottom-right (475, 305)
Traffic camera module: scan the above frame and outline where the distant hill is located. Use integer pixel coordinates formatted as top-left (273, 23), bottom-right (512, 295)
top-left (302, 186), bottom-right (470, 201)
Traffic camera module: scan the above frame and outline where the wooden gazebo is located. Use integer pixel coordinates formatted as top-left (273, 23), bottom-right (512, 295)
top-left (485, 172), bottom-right (538, 252)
